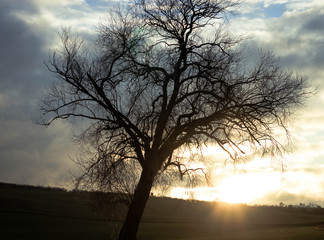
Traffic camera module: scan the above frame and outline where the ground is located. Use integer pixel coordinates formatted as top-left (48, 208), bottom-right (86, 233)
top-left (1, 183), bottom-right (324, 240)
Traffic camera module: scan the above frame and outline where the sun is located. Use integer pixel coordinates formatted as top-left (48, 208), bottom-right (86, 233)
top-left (217, 176), bottom-right (261, 203)
top-left (217, 173), bottom-right (282, 204)
top-left (166, 167), bottom-right (284, 204)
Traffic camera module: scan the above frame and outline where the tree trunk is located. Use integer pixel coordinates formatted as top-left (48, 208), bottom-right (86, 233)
top-left (118, 167), bottom-right (156, 240)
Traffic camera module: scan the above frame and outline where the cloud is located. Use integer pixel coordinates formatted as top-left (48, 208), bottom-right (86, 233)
top-left (0, 0), bottom-right (123, 188)
top-left (231, 1), bottom-right (324, 188)
top-left (0, 0), bottom-right (78, 187)
top-left (0, 0), bottom-right (128, 188)
top-left (0, 120), bottom-right (76, 187)
top-left (256, 190), bottom-right (324, 206)
top-left (232, 0), bottom-right (324, 75)
top-left (208, 0), bottom-right (324, 204)
top-left (247, 3), bottom-right (324, 84)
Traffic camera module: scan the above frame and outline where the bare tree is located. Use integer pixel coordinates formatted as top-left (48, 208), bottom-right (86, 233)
top-left (42, 0), bottom-right (310, 239)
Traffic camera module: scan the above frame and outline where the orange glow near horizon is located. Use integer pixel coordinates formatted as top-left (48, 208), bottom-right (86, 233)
top-left (167, 163), bottom-right (284, 204)
top-left (165, 145), bottom-right (323, 205)
top-left (217, 174), bottom-right (276, 203)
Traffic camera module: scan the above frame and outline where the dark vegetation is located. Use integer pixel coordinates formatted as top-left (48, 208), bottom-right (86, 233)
top-left (1, 182), bottom-right (324, 240)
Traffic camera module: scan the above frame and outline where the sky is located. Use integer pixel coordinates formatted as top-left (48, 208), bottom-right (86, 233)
top-left (1, 0), bottom-right (324, 206)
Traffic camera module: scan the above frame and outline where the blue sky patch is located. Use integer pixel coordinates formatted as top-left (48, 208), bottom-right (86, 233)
top-left (264, 3), bottom-right (287, 19)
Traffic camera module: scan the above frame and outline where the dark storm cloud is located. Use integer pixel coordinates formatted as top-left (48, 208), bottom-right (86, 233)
top-left (0, 0), bottom-right (75, 186)
top-left (302, 13), bottom-right (324, 32)
top-left (0, 0), bottom-right (122, 187)
top-left (0, 0), bottom-right (47, 117)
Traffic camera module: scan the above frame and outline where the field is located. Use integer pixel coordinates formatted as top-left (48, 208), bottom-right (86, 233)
top-left (1, 183), bottom-right (324, 240)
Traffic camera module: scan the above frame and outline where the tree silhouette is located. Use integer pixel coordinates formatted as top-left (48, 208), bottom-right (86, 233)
top-left (42, 0), bottom-right (310, 239)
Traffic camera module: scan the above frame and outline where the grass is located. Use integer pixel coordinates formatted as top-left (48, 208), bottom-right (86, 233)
top-left (1, 211), bottom-right (110, 240)
top-left (1, 183), bottom-right (324, 239)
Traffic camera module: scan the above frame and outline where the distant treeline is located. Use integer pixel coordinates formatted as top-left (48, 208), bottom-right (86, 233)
top-left (0, 182), bottom-right (67, 192)
top-left (1, 182), bottom-right (323, 213)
